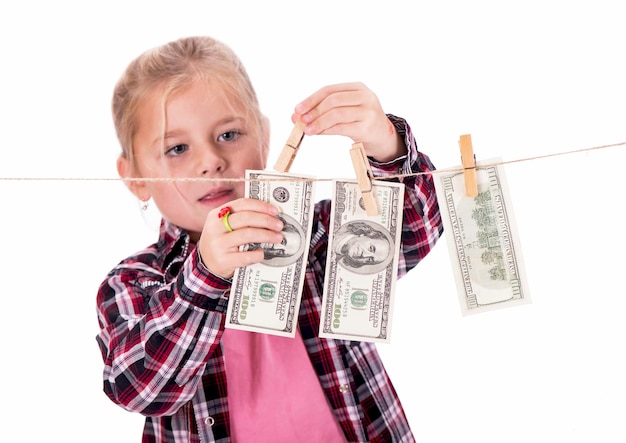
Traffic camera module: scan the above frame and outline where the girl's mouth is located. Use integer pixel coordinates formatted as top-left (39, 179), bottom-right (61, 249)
top-left (199, 187), bottom-right (233, 202)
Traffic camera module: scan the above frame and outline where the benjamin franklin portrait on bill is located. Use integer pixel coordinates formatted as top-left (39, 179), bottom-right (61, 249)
top-left (332, 220), bottom-right (394, 274)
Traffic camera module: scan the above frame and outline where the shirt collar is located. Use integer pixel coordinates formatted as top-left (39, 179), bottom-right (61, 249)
top-left (156, 218), bottom-right (193, 265)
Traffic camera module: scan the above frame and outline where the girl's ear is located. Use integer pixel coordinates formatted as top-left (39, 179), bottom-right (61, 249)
top-left (117, 155), bottom-right (151, 202)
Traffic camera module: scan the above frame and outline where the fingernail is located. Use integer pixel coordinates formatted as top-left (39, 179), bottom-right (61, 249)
top-left (295, 103), bottom-right (306, 114)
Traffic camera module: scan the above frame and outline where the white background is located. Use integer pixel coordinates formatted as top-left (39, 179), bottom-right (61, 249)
top-left (1, 1), bottom-right (625, 441)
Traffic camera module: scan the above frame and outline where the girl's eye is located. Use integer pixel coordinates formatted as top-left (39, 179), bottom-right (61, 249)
top-left (218, 131), bottom-right (241, 142)
top-left (166, 144), bottom-right (188, 156)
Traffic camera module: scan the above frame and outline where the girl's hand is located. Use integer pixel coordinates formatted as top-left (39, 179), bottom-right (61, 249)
top-left (292, 82), bottom-right (405, 163)
top-left (198, 198), bottom-right (284, 279)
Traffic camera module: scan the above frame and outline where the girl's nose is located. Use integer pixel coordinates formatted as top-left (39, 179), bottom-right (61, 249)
top-left (198, 144), bottom-right (226, 175)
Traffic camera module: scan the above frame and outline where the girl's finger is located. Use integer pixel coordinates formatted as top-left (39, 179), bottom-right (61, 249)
top-left (218, 210), bottom-right (284, 234)
top-left (214, 197), bottom-right (279, 218)
top-left (221, 227), bottom-right (285, 251)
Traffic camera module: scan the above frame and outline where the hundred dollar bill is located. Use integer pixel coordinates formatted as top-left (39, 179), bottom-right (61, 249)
top-left (226, 170), bottom-right (315, 337)
top-left (319, 180), bottom-right (404, 343)
top-left (433, 158), bottom-right (530, 315)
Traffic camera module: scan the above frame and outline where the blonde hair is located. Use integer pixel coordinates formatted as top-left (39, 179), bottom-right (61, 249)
top-left (112, 36), bottom-right (267, 169)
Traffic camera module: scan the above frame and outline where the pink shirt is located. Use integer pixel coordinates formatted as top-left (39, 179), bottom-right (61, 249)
top-left (222, 328), bottom-right (347, 443)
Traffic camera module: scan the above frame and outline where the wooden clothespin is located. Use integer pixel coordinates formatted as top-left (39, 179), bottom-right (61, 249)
top-left (273, 120), bottom-right (306, 172)
top-left (350, 142), bottom-right (378, 216)
top-left (459, 134), bottom-right (478, 197)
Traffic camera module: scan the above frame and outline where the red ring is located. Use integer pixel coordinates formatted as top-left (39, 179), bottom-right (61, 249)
top-left (218, 206), bottom-right (232, 219)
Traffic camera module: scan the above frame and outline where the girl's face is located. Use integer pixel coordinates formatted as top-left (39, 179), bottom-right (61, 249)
top-left (119, 81), bottom-right (269, 242)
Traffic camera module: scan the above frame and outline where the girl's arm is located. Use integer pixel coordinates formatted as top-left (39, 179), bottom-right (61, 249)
top-left (96, 244), bottom-right (228, 416)
top-left (370, 114), bottom-right (443, 277)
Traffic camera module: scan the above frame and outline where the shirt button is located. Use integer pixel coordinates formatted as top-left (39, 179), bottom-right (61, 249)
top-left (204, 416), bottom-right (215, 427)
top-left (339, 384), bottom-right (349, 393)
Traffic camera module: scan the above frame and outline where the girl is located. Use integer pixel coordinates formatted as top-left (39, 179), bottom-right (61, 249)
top-left (96, 35), bottom-right (443, 443)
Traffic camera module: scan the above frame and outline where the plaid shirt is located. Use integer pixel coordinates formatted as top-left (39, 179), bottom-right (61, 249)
top-left (96, 115), bottom-right (443, 442)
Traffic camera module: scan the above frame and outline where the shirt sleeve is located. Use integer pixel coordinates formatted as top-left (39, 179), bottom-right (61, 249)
top-left (96, 248), bottom-right (229, 416)
top-left (369, 114), bottom-right (444, 278)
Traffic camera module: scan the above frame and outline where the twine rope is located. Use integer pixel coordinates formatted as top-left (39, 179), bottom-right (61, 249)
top-left (1, 141), bottom-right (624, 183)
